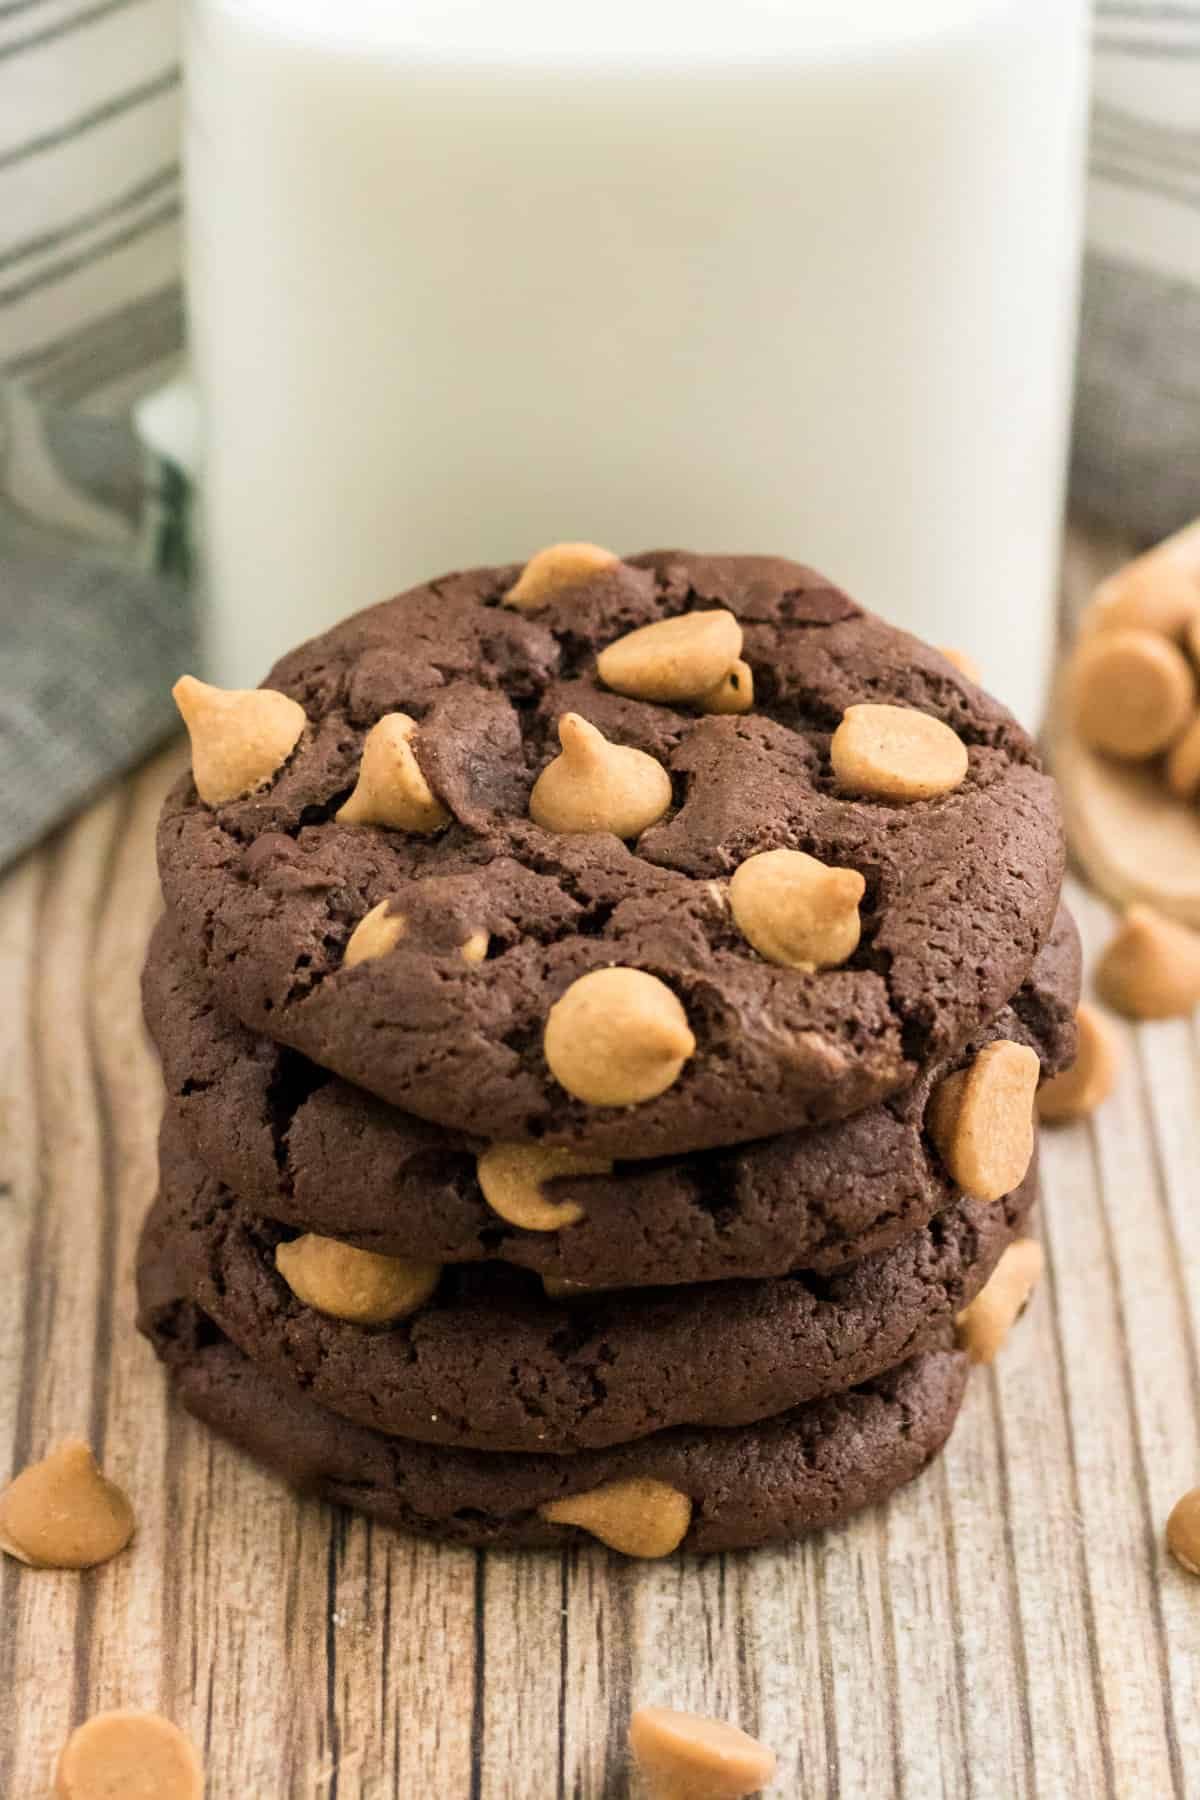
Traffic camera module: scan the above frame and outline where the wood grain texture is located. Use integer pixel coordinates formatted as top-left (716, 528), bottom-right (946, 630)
top-left (3, 525), bottom-right (1200, 1798)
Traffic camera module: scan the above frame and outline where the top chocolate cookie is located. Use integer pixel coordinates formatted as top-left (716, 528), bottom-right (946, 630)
top-left (158, 547), bottom-right (1064, 1156)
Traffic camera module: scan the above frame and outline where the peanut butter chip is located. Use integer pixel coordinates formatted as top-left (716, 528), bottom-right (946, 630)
top-left (530, 713), bottom-right (672, 837)
top-left (729, 848), bottom-right (864, 971)
top-left (1036, 1004), bottom-right (1119, 1123)
top-left (336, 713), bottom-right (450, 833)
top-left (1188, 611), bottom-right (1200, 670)
top-left (275, 1234), bottom-right (440, 1324)
top-left (1165, 713), bottom-right (1200, 799)
top-left (1068, 628), bottom-right (1195, 760)
top-left (939, 646), bottom-right (982, 684)
top-left (1167, 1488), bottom-right (1200, 1575)
top-left (1096, 903), bottom-right (1200, 1019)
top-left (504, 542), bottom-right (619, 611)
top-left (344, 901), bottom-right (407, 967)
top-left (476, 1142), bottom-right (612, 1231)
top-left (830, 704), bottom-right (968, 802)
top-left (955, 1237), bottom-right (1043, 1364)
top-left (928, 1040), bottom-right (1040, 1202)
top-left (544, 968), bottom-right (695, 1107)
top-left (539, 1478), bottom-right (691, 1557)
top-left (55, 1710), bottom-right (203, 1800)
top-left (344, 902), bottom-right (486, 968)
top-left (1092, 556), bottom-right (1200, 641)
top-left (172, 675), bottom-right (306, 807)
top-left (0, 1440), bottom-right (133, 1569)
top-left (597, 609), bottom-right (743, 704)
top-left (629, 1707), bottom-right (778, 1800)
top-left (700, 659), bottom-right (755, 716)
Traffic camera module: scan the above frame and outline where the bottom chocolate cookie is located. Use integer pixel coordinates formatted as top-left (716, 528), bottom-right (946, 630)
top-left (143, 1299), bottom-right (970, 1555)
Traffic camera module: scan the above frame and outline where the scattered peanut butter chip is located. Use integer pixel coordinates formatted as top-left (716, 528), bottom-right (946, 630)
top-left (597, 609), bottom-right (743, 704)
top-left (699, 659), bottom-right (755, 716)
top-left (460, 928), bottom-right (490, 964)
top-left (55, 1710), bottom-right (203, 1800)
top-left (1167, 1488), bottom-right (1200, 1575)
top-left (172, 675), bottom-right (306, 807)
top-left (1091, 556), bottom-right (1200, 642)
top-left (539, 1478), bottom-right (691, 1557)
top-left (1096, 903), bottom-right (1200, 1019)
top-left (728, 848), bottom-right (864, 971)
top-left (1068, 628), bottom-right (1196, 761)
top-left (275, 1234), bottom-right (441, 1324)
top-left (530, 713), bottom-right (672, 838)
top-left (629, 1707), bottom-right (777, 1799)
top-left (927, 1039), bottom-right (1040, 1202)
top-left (344, 900), bottom-right (407, 967)
top-left (830, 703), bottom-right (968, 802)
top-left (0, 1440), bottom-right (134, 1570)
top-left (476, 1142), bottom-right (612, 1232)
top-left (1036, 1004), bottom-right (1119, 1123)
top-left (1165, 713), bottom-right (1200, 799)
top-left (544, 968), bottom-right (695, 1107)
top-left (939, 646), bottom-right (982, 684)
top-left (336, 713), bottom-right (450, 833)
top-left (504, 542), bottom-right (619, 611)
top-left (955, 1237), bottom-right (1043, 1364)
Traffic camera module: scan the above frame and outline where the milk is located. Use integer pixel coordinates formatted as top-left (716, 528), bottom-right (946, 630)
top-left (186, 0), bottom-right (1088, 722)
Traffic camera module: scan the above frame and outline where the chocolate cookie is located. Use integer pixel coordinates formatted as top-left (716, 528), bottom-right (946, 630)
top-left (144, 907), bottom-right (1077, 1287)
top-left (157, 550), bottom-right (1065, 1157)
top-left (141, 1297), bottom-right (969, 1554)
top-left (141, 1122), bottom-right (1035, 1453)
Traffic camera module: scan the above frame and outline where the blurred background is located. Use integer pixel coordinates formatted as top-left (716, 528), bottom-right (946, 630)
top-left (1, 0), bottom-right (1196, 868)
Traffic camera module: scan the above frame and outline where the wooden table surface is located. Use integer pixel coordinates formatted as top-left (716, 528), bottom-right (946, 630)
top-left (3, 523), bottom-right (1199, 1800)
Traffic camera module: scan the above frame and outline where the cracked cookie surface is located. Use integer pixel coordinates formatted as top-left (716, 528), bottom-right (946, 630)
top-left (138, 1297), bottom-right (969, 1553)
top-left (156, 551), bottom-right (1065, 1156)
top-left (141, 1122), bottom-right (1035, 1453)
top-left (144, 908), bottom-right (1076, 1287)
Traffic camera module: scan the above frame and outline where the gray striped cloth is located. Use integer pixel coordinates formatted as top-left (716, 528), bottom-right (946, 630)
top-left (1073, 3), bottom-right (1200, 542)
top-left (0, 0), bottom-right (190, 867)
top-left (2, 1), bottom-right (1199, 867)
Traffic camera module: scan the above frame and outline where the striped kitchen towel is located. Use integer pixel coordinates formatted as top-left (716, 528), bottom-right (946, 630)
top-left (1072, 3), bottom-right (1200, 541)
top-left (0, 0), bottom-right (190, 868)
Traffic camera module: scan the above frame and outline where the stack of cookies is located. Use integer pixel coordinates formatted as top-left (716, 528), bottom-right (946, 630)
top-left (138, 547), bottom-right (1078, 1557)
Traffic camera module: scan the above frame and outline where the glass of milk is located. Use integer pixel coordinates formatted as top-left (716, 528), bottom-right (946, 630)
top-left (186, 0), bottom-right (1089, 724)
